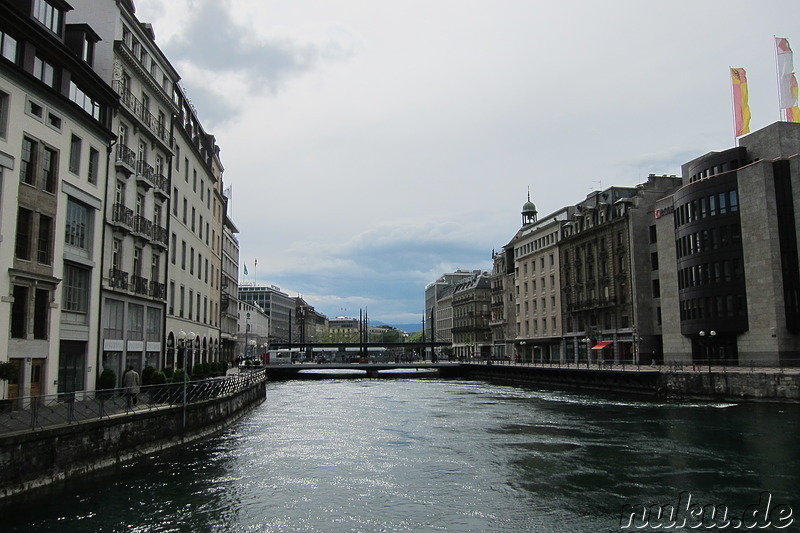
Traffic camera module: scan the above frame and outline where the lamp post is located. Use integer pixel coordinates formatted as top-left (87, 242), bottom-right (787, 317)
top-left (261, 343), bottom-right (268, 365)
top-left (177, 330), bottom-right (195, 429)
top-left (699, 330), bottom-right (716, 390)
top-left (248, 339), bottom-right (256, 363)
top-left (244, 312), bottom-right (251, 362)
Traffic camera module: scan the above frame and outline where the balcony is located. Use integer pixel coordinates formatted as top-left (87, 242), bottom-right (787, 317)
top-left (136, 160), bottom-right (156, 189)
top-left (115, 144), bottom-right (136, 175)
top-left (109, 268), bottom-right (129, 290)
top-left (133, 215), bottom-right (153, 239)
top-left (149, 280), bottom-right (166, 300)
top-left (152, 171), bottom-right (169, 198)
top-left (112, 80), bottom-right (173, 147)
top-left (110, 203), bottom-right (134, 231)
top-left (151, 223), bottom-right (169, 247)
top-left (131, 275), bottom-right (149, 296)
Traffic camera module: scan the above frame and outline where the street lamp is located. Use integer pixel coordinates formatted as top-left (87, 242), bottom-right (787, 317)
top-left (177, 330), bottom-right (195, 429)
top-left (244, 312), bottom-right (251, 362)
top-left (248, 339), bottom-right (256, 362)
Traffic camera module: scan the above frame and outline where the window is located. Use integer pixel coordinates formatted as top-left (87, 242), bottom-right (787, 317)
top-left (15, 208), bottom-right (33, 260)
top-left (65, 198), bottom-right (90, 252)
top-left (111, 238), bottom-right (122, 270)
top-left (651, 252), bottom-right (659, 271)
top-left (34, 288), bottom-right (49, 339)
top-left (69, 81), bottom-right (101, 120)
top-left (652, 279), bottom-right (661, 298)
top-left (0, 90), bottom-right (8, 138)
top-left (128, 304), bottom-right (143, 340)
top-left (182, 198), bottom-right (187, 224)
top-left (88, 147), bottom-right (99, 184)
top-left (63, 264), bottom-right (90, 314)
top-left (69, 135), bottom-right (82, 173)
top-left (181, 240), bottom-right (186, 269)
top-left (649, 225), bottom-right (657, 243)
top-left (172, 187), bottom-right (178, 215)
top-left (34, 55), bottom-right (58, 88)
top-left (169, 281), bottom-right (175, 314)
top-left (180, 286), bottom-right (185, 317)
top-left (20, 137), bottom-right (36, 185)
top-left (33, 0), bottom-right (62, 35)
top-left (0, 30), bottom-right (18, 63)
top-left (170, 233), bottom-right (177, 264)
top-left (11, 285), bottom-right (29, 338)
top-left (41, 146), bottom-right (57, 192)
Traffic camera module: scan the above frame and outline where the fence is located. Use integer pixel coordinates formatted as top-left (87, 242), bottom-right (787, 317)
top-left (473, 356), bottom-right (800, 373)
top-left (0, 369), bottom-right (266, 435)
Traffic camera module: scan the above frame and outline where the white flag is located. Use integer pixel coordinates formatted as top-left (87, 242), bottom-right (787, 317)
top-left (223, 185), bottom-right (232, 199)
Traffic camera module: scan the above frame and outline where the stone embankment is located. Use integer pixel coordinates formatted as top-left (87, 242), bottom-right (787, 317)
top-left (459, 363), bottom-right (800, 403)
top-left (0, 370), bottom-right (266, 499)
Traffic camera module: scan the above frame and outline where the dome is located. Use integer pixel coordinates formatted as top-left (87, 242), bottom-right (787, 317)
top-left (522, 200), bottom-right (537, 214)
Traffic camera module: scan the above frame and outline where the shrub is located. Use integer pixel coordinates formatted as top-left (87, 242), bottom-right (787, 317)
top-left (163, 366), bottom-right (174, 380)
top-left (97, 368), bottom-right (116, 390)
top-left (172, 368), bottom-right (187, 383)
top-left (0, 362), bottom-right (17, 382)
top-left (141, 365), bottom-right (157, 385)
top-left (151, 371), bottom-right (167, 385)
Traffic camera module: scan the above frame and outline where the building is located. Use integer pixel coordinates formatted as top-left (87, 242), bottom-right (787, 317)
top-left (294, 296), bottom-right (326, 344)
top-left (656, 122), bottom-right (800, 365)
top-left (220, 202), bottom-right (240, 363)
top-left (1, 0), bottom-right (117, 398)
top-left (238, 283), bottom-right (294, 344)
top-left (451, 272), bottom-right (492, 360)
top-left (505, 201), bottom-right (574, 363)
top-left (237, 300), bottom-right (268, 361)
top-left (425, 269), bottom-right (481, 346)
top-left (326, 316), bottom-right (360, 343)
top-left (70, 0), bottom-right (231, 376)
top-left (560, 175), bottom-right (682, 364)
top-left (68, 0), bottom-right (177, 380)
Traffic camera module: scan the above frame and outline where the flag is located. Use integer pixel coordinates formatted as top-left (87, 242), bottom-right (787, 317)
top-left (731, 68), bottom-right (751, 137)
top-left (776, 38), bottom-right (797, 110)
top-left (243, 264), bottom-right (248, 276)
top-left (789, 74), bottom-right (800, 122)
top-left (254, 258), bottom-right (258, 267)
top-left (223, 185), bottom-right (232, 199)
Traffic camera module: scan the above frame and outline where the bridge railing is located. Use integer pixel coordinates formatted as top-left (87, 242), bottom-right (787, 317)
top-left (468, 357), bottom-right (800, 373)
top-left (0, 369), bottom-right (266, 435)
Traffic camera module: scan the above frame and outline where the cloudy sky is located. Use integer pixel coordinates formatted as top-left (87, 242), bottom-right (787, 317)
top-left (134, 0), bottom-right (799, 327)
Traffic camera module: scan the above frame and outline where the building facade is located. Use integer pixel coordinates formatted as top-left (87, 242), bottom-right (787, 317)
top-left (657, 122), bottom-right (800, 365)
top-left (451, 272), bottom-right (491, 360)
top-left (238, 283), bottom-right (294, 344)
top-left (1, 0), bottom-right (116, 399)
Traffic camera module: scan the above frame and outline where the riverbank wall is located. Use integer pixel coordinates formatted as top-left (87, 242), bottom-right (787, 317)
top-left (459, 363), bottom-right (800, 403)
top-left (0, 376), bottom-right (266, 500)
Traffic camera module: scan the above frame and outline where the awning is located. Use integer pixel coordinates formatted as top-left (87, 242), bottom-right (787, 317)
top-left (591, 341), bottom-right (612, 350)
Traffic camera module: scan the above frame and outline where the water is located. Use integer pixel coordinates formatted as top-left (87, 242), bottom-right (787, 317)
top-left (3, 379), bottom-right (798, 532)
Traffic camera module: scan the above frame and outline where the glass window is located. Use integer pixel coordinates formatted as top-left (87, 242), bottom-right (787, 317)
top-left (37, 214), bottom-right (53, 265)
top-left (63, 263), bottom-right (90, 313)
top-left (88, 147), bottom-right (99, 184)
top-left (33, 0), bottom-right (62, 34)
top-left (69, 135), bottom-right (82, 174)
top-left (0, 30), bottom-right (18, 62)
top-left (15, 208), bottom-right (33, 260)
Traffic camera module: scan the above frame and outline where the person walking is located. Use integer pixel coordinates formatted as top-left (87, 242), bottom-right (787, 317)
top-left (123, 366), bottom-right (140, 409)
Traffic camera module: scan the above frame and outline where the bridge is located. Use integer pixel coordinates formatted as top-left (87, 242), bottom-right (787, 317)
top-left (268, 341), bottom-right (451, 351)
top-left (261, 362), bottom-right (463, 380)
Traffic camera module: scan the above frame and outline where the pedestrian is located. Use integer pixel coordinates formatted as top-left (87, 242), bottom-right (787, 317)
top-left (123, 365), bottom-right (140, 408)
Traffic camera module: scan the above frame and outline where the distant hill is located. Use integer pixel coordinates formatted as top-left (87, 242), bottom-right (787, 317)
top-left (371, 321), bottom-right (422, 334)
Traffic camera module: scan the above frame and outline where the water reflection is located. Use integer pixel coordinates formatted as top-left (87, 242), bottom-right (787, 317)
top-left (2, 379), bottom-right (798, 532)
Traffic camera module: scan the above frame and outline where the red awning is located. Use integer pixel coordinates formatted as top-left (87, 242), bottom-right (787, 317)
top-left (591, 341), bottom-right (612, 350)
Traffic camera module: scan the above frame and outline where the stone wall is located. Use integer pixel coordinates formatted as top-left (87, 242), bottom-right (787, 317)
top-left (0, 380), bottom-right (266, 499)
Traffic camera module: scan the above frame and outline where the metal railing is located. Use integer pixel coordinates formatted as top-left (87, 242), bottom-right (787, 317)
top-left (459, 357), bottom-right (800, 373)
top-left (0, 370), bottom-right (266, 435)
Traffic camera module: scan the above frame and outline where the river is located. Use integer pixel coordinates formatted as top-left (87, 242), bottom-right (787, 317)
top-left (3, 378), bottom-right (798, 532)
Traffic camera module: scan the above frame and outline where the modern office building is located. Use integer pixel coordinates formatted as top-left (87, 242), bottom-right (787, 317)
top-left (0, 0), bottom-right (117, 398)
top-left (238, 284), bottom-right (294, 343)
top-left (656, 121), bottom-right (800, 365)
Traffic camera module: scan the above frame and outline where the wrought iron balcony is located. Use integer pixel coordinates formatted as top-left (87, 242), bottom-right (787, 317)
top-left (115, 144), bottom-right (136, 174)
top-left (109, 268), bottom-right (129, 290)
top-left (136, 160), bottom-right (156, 189)
top-left (133, 215), bottom-right (153, 239)
top-left (111, 203), bottom-right (134, 230)
top-left (112, 80), bottom-right (173, 147)
top-left (149, 280), bottom-right (166, 300)
top-left (131, 275), bottom-right (149, 296)
top-left (151, 223), bottom-right (169, 247)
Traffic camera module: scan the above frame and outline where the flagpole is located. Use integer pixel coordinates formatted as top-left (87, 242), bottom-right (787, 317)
top-left (729, 65), bottom-right (737, 146)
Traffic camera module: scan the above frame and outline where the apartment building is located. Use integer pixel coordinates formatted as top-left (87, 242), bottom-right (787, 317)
top-left (0, 0), bottom-right (117, 399)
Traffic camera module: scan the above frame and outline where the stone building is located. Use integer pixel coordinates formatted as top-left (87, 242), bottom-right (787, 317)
top-left (425, 269), bottom-right (480, 347)
top-left (220, 202), bottom-right (239, 363)
top-left (451, 272), bottom-right (491, 360)
top-left (656, 121), bottom-right (800, 365)
top-left (560, 175), bottom-right (681, 364)
top-left (0, 0), bottom-right (117, 398)
top-left (238, 284), bottom-right (294, 343)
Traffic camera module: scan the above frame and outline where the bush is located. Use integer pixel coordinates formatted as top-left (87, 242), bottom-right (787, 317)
top-left (141, 365), bottom-right (157, 385)
top-left (151, 371), bottom-right (167, 385)
top-left (193, 363), bottom-right (206, 377)
top-left (172, 368), bottom-right (187, 383)
top-left (97, 368), bottom-right (116, 390)
top-left (163, 366), bottom-right (174, 380)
